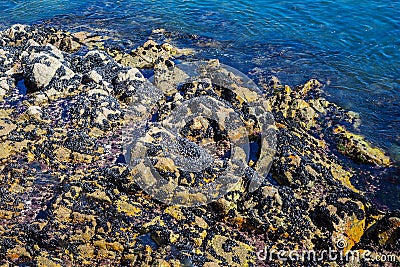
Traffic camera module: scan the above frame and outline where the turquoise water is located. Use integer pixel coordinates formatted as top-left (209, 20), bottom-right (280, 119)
top-left (0, 1), bottom-right (399, 207)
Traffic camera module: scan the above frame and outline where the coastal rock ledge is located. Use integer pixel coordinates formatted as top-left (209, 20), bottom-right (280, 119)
top-left (0, 24), bottom-right (398, 266)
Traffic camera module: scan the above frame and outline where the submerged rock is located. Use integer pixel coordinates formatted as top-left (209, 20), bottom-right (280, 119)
top-left (107, 39), bottom-right (193, 69)
top-left (0, 24), bottom-right (398, 267)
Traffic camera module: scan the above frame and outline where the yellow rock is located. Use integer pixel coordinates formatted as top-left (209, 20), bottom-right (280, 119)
top-left (378, 217), bottom-right (400, 245)
top-left (36, 256), bottom-right (62, 267)
top-left (161, 43), bottom-right (194, 56)
top-left (107, 242), bottom-right (124, 252)
top-left (152, 259), bottom-right (171, 267)
top-left (203, 262), bottom-right (220, 267)
top-left (298, 79), bottom-right (322, 97)
top-left (154, 157), bottom-right (179, 174)
top-left (194, 216), bottom-right (208, 229)
top-left (27, 151), bottom-right (35, 162)
top-left (170, 233), bottom-right (180, 243)
top-left (72, 152), bottom-right (93, 164)
top-left (97, 248), bottom-right (116, 259)
top-left (165, 206), bottom-right (185, 220)
top-left (53, 205), bottom-right (71, 222)
top-left (116, 199), bottom-right (141, 216)
top-left (0, 140), bottom-right (29, 161)
top-left (72, 31), bottom-right (107, 50)
top-left (330, 163), bottom-right (358, 193)
top-left (93, 239), bottom-right (107, 250)
top-left (87, 190), bottom-right (112, 203)
top-left (54, 146), bottom-right (71, 162)
top-left (332, 201), bottom-right (365, 252)
top-left (334, 125), bottom-right (391, 166)
top-left (72, 212), bottom-right (97, 223)
top-left (6, 245), bottom-right (31, 261)
top-left (9, 182), bottom-right (25, 194)
top-left (0, 120), bottom-right (16, 136)
top-left (77, 244), bottom-right (95, 259)
top-left (206, 235), bottom-right (254, 266)
top-left (0, 108), bottom-right (13, 119)
top-left (89, 127), bottom-right (104, 137)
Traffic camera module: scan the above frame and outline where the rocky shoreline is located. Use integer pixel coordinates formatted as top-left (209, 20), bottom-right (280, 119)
top-left (0, 24), bottom-right (398, 266)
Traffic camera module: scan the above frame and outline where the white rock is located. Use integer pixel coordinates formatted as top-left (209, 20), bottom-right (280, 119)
top-left (88, 70), bottom-right (103, 84)
top-left (45, 43), bottom-right (64, 60)
top-left (33, 94), bottom-right (48, 105)
top-left (116, 67), bottom-right (145, 83)
top-left (84, 50), bottom-right (108, 60)
top-left (26, 106), bottom-right (43, 120)
top-left (31, 55), bottom-right (62, 89)
top-left (26, 39), bottom-right (40, 47)
top-left (88, 88), bottom-right (109, 96)
top-left (0, 78), bottom-right (9, 91)
top-left (6, 24), bottom-right (28, 39)
top-left (0, 88), bottom-right (6, 98)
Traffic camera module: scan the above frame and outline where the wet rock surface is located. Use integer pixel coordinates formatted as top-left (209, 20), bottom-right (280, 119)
top-left (0, 24), bottom-right (398, 266)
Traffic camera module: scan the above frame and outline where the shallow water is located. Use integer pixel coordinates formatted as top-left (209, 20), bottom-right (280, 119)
top-left (0, 0), bottom-right (399, 208)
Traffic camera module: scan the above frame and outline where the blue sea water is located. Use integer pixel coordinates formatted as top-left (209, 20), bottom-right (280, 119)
top-left (0, 0), bottom-right (399, 208)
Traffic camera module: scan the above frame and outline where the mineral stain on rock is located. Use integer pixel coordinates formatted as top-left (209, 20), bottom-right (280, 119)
top-left (0, 24), bottom-right (398, 266)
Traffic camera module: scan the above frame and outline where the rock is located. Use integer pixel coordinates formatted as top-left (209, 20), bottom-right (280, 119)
top-left (0, 78), bottom-right (11, 96)
top-left (0, 24), bottom-right (80, 53)
top-left (36, 256), bottom-right (62, 267)
top-left (377, 216), bottom-right (400, 245)
top-left (116, 199), bottom-right (142, 216)
top-left (118, 40), bottom-right (165, 68)
top-left (112, 67), bottom-right (147, 102)
top-left (108, 39), bottom-right (193, 69)
top-left (25, 106), bottom-right (43, 120)
top-left (113, 66), bottom-right (163, 118)
top-left (87, 190), bottom-right (112, 204)
top-left (67, 92), bottom-right (123, 130)
top-left (0, 119), bottom-right (16, 137)
top-left (72, 31), bottom-right (108, 50)
top-left (153, 59), bottom-right (189, 96)
top-left (21, 44), bottom-right (81, 99)
top-left (6, 245), bottom-right (31, 262)
top-left (43, 29), bottom-right (81, 52)
top-left (0, 88), bottom-right (6, 100)
top-left (161, 43), bottom-right (193, 57)
top-left (205, 234), bottom-right (254, 266)
top-left (32, 59), bottom-right (61, 88)
top-left (0, 24), bottom-right (397, 267)
top-left (85, 69), bottom-right (103, 84)
top-left (334, 125), bottom-right (391, 166)
top-left (152, 28), bottom-right (167, 34)
top-left (0, 24), bottom-right (31, 46)
top-left (297, 78), bottom-right (322, 97)
top-left (352, 212), bottom-right (400, 266)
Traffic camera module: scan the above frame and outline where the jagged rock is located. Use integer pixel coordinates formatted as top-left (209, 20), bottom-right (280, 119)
top-left (0, 24), bottom-right (397, 267)
top-left (21, 43), bottom-right (81, 100)
top-left (68, 92), bottom-right (123, 130)
top-left (107, 39), bottom-right (193, 69)
top-left (153, 59), bottom-right (190, 96)
top-left (355, 211), bottom-right (400, 264)
top-left (0, 24), bottom-right (81, 53)
top-left (333, 125), bottom-right (391, 166)
top-left (25, 106), bottom-right (43, 121)
top-left (72, 31), bottom-right (108, 50)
